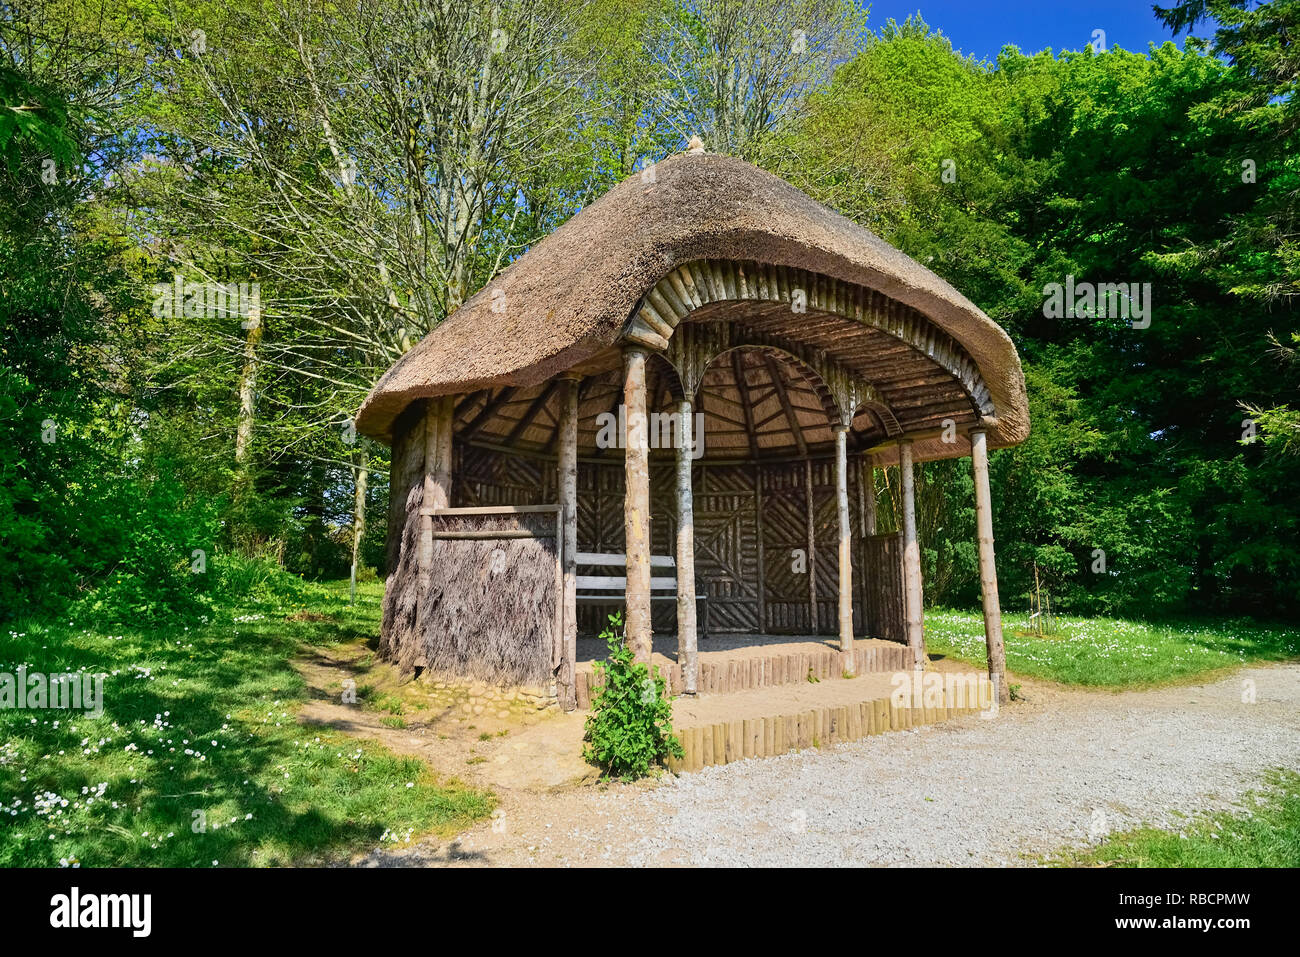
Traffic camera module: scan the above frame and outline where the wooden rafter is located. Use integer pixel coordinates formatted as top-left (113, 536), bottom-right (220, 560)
top-left (460, 386), bottom-right (518, 439)
top-left (765, 354), bottom-right (809, 457)
top-left (732, 350), bottom-right (761, 460)
top-left (504, 381), bottom-right (559, 446)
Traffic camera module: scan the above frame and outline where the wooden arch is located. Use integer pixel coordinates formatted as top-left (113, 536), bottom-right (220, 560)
top-left (623, 258), bottom-right (996, 420)
top-left (663, 321), bottom-right (901, 434)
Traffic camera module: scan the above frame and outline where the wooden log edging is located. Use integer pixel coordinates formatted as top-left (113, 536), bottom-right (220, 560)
top-left (665, 679), bottom-right (992, 773)
top-left (574, 642), bottom-right (915, 708)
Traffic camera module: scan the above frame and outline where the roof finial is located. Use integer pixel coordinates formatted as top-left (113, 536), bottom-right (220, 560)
top-left (686, 135), bottom-right (705, 155)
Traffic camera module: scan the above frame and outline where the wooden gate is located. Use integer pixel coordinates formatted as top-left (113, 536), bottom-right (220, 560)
top-left (863, 532), bottom-right (905, 643)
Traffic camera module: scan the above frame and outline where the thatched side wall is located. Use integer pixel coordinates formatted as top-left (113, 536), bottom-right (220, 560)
top-left (379, 401), bottom-right (428, 662)
top-left (400, 512), bottom-right (557, 685)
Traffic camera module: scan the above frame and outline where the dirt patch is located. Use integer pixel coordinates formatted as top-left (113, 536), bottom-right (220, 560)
top-left (287, 611), bottom-right (336, 622)
top-left (294, 640), bottom-right (598, 794)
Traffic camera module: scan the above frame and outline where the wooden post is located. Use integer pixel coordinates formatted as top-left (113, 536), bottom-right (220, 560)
top-left (623, 347), bottom-right (653, 663)
top-left (803, 458), bottom-right (818, 633)
top-left (862, 457), bottom-right (876, 535)
top-left (417, 407), bottom-right (435, 598)
top-left (676, 395), bottom-right (699, 694)
top-left (432, 395), bottom-right (453, 506)
top-left (834, 424), bottom-right (854, 670)
top-left (899, 439), bottom-right (926, 670)
top-left (556, 375), bottom-right (580, 710)
top-left (970, 429), bottom-right (1009, 704)
top-left (416, 396), bottom-right (454, 660)
top-left (418, 397), bottom-right (454, 580)
top-left (855, 455), bottom-right (872, 638)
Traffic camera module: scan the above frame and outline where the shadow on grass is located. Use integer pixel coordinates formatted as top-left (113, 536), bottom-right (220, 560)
top-left (0, 582), bottom-right (492, 867)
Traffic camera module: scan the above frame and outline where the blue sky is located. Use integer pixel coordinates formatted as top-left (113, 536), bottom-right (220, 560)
top-left (861, 0), bottom-right (1201, 63)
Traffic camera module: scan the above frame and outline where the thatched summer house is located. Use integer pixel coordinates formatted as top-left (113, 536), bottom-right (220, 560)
top-left (356, 151), bottom-right (1029, 711)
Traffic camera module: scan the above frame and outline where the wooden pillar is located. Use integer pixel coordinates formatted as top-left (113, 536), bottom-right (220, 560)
top-left (970, 429), bottom-right (1009, 704)
top-left (834, 425), bottom-right (854, 669)
top-left (803, 458), bottom-right (818, 633)
top-left (556, 375), bottom-right (580, 711)
top-left (675, 396), bottom-right (698, 694)
top-left (416, 396), bottom-right (454, 661)
top-left (431, 395), bottom-right (453, 505)
top-left (855, 456), bottom-right (871, 634)
top-left (418, 396), bottom-right (454, 582)
top-left (899, 439), bottom-right (926, 670)
top-left (623, 347), bottom-right (653, 663)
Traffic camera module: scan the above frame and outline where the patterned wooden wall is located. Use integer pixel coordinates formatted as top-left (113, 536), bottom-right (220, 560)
top-left (863, 533), bottom-right (906, 643)
top-left (453, 444), bottom-right (905, 639)
top-left (693, 464), bottom-right (764, 632)
top-left (756, 464), bottom-right (810, 633)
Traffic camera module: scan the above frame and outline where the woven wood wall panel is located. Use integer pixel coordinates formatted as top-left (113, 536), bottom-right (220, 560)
top-left (864, 532), bottom-right (905, 643)
top-left (804, 459), bottom-right (866, 635)
top-left (693, 465), bottom-right (760, 632)
top-left (456, 447), bottom-right (894, 640)
top-left (758, 463), bottom-right (814, 634)
top-left (455, 445), bottom-right (554, 507)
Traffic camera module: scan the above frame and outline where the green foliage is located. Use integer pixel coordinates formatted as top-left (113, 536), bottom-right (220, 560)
top-left (66, 464), bottom-right (223, 624)
top-left (582, 613), bottom-right (683, 779)
top-left (0, 580), bottom-right (492, 867)
top-left (926, 607), bottom-right (1298, 688)
top-left (1055, 769), bottom-right (1300, 867)
top-left (772, 18), bottom-right (1300, 619)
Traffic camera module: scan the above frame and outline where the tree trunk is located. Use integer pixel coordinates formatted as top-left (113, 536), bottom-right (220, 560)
top-left (234, 317), bottom-right (262, 474)
top-left (350, 445), bottom-right (369, 602)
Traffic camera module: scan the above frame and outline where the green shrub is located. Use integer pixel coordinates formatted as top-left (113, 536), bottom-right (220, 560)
top-left (212, 552), bottom-right (329, 610)
top-left (582, 612), bottom-right (683, 779)
top-left (67, 465), bottom-right (223, 625)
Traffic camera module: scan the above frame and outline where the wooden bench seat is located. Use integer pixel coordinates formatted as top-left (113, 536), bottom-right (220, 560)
top-left (575, 552), bottom-right (708, 637)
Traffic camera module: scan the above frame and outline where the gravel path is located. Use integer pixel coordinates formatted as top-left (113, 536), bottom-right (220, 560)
top-left (353, 663), bottom-right (1300, 867)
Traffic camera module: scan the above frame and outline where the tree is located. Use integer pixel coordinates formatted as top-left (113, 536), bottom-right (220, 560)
top-left (653, 0), bottom-right (866, 158)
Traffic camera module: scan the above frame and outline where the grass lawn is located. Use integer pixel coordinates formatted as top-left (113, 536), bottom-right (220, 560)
top-left (1052, 771), bottom-right (1300, 867)
top-left (0, 578), bottom-right (492, 868)
top-left (926, 608), bottom-right (1299, 688)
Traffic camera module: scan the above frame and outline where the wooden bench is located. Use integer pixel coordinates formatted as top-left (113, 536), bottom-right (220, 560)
top-left (575, 552), bottom-right (708, 638)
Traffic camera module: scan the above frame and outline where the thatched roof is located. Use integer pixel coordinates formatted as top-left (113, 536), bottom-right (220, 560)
top-left (356, 152), bottom-right (1029, 461)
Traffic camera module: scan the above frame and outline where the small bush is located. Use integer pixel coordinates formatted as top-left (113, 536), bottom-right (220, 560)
top-left (212, 552), bottom-right (328, 609)
top-left (67, 466), bottom-right (223, 625)
top-left (582, 612), bottom-right (683, 779)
